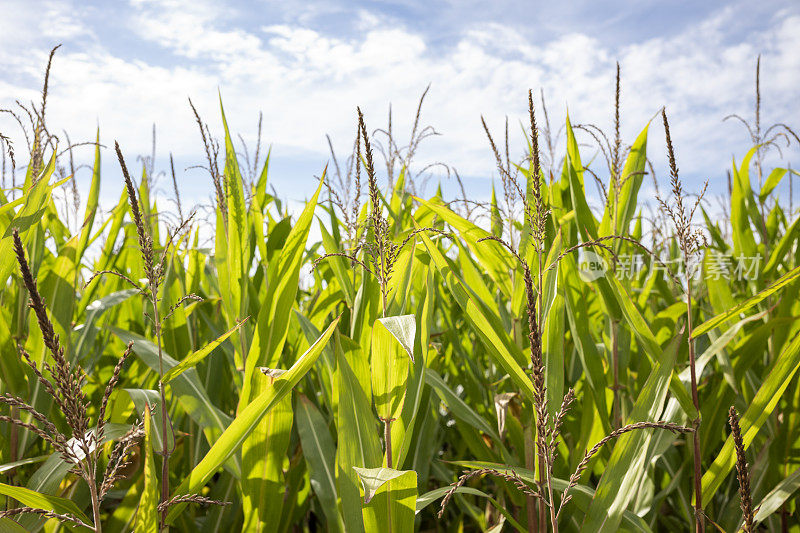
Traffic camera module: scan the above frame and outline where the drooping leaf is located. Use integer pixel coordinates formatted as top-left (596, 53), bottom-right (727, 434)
top-left (371, 316), bottom-right (414, 420)
top-left (692, 263), bottom-right (800, 339)
top-left (0, 483), bottom-right (92, 529)
top-left (162, 319), bottom-right (247, 384)
top-left (701, 328), bottom-right (800, 504)
top-left (753, 467), bottom-right (800, 524)
top-left (354, 467), bottom-right (417, 533)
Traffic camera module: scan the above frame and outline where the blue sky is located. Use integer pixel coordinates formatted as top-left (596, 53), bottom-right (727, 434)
top-left (1, 0), bottom-right (798, 219)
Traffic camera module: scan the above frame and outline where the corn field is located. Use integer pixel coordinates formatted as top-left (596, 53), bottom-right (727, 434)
top-left (1, 51), bottom-right (799, 532)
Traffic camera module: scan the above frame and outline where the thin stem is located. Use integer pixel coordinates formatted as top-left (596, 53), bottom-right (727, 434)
top-left (152, 287), bottom-right (171, 531)
top-left (9, 406), bottom-right (18, 483)
top-left (377, 218), bottom-right (388, 318)
top-left (380, 280), bottom-right (388, 319)
top-left (611, 70), bottom-right (622, 431)
top-left (536, 249), bottom-right (549, 532)
top-left (538, 251), bottom-right (557, 533)
top-left (687, 278), bottom-right (704, 533)
top-left (537, 445), bottom-right (547, 532)
top-left (382, 417), bottom-right (394, 468)
top-left (612, 321), bottom-right (621, 429)
top-left (524, 426), bottom-right (537, 533)
top-left (660, 109), bottom-right (705, 532)
top-left (88, 479), bottom-right (102, 533)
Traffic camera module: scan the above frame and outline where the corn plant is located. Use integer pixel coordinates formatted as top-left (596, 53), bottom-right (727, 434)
top-left (0, 50), bottom-right (799, 533)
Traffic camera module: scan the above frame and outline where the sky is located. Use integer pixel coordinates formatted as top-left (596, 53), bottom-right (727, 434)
top-left (0, 0), bottom-right (798, 221)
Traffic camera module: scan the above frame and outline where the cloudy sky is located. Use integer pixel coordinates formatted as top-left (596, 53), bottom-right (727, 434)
top-left (1, 0), bottom-right (798, 214)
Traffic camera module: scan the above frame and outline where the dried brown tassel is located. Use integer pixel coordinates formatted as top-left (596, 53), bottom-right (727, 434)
top-left (729, 407), bottom-right (754, 532)
top-left (438, 468), bottom-right (541, 519)
top-left (156, 493), bottom-right (231, 513)
top-left (558, 421), bottom-right (693, 519)
top-left (115, 142), bottom-right (157, 287)
top-left (0, 507), bottom-right (92, 529)
top-left (96, 342), bottom-right (135, 444)
top-left (12, 229), bottom-right (89, 451)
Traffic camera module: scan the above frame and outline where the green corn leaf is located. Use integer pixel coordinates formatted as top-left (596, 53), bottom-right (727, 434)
top-left (759, 167), bottom-right (789, 202)
top-left (135, 406), bottom-right (159, 532)
top-left (563, 257), bottom-right (610, 430)
top-left (0, 195), bottom-right (25, 217)
top-left (336, 328), bottom-right (381, 532)
top-left (124, 389), bottom-right (175, 453)
top-left (296, 395), bottom-right (343, 533)
top-left (237, 175), bottom-right (323, 530)
top-left (109, 327), bottom-right (234, 460)
top-left (457, 240), bottom-right (497, 310)
top-left (378, 315), bottom-right (416, 363)
top-left (692, 262), bottom-right (800, 339)
top-left (490, 183), bottom-right (502, 238)
top-left (753, 467), bottom-right (800, 524)
top-left (581, 334), bottom-right (680, 532)
top-left (162, 319), bottom-right (247, 384)
top-left (701, 328), bottom-right (800, 504)
top-left (0, 518), bottom-right (29, 533)
top-left (451, 461), bottom-right (651, 531)
top-left (241, 367), bottom-right (294, 531)
top-left (0, 456), bottom-right (48, 475)
top-left (0, 483), bottom-right (92, 529)
top-left (241, 173), bottom-right (324, 408)
top-left (75, 130), bottom-right (101, 261)
top-left (336, 331), bottom-right (382, 533)
top-left (702, 208), bottom-right (728, 250)
top-left (730, 148), bottom-right (759, 256)
top-left (543, 292), bottom-right (565, 418)
top-left (354, 467), bottom-right (417, 533)
top-left (418, 231), bottom-right (534, 401)
top-left (0, 306), bottom-right (26, 394)
top-left (219, 98), bottom-right (250, 329)
top-left (393, 269), bottom-right (434, 467)
top-left (739, 148), bottom-right (765, 239)
top-left (540, 230), bottom-right (563, 324)
top-left (415, 486), bottom-right (490, 513)
top-left (565, 115), bottom-right (599, 241)
top-left (415, 197), bottom-right (514, 299)
top-left (0, 153), bottom-right (60, 288)
top-left (253, 147), bottom-right (271, 204)
top-left (387, 243), bottom-right (415, 315)
top-left (166, 316), bottom-right (339, 524)
top-left (371, 316), bottom-right (414, 421)
top-left (763, 214), bottom-right (800, 276)
top-left (426, 370), bottom-right (500, 442)
top-left (599, 123), bottom-right (649, 237)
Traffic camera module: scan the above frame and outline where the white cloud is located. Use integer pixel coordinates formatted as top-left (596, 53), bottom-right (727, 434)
top-left (0, 0), bottom-right (798, 210)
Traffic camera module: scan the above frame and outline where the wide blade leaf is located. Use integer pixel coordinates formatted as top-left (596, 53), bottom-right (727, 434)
top-left (166, 316), bottom-right (339, 523)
